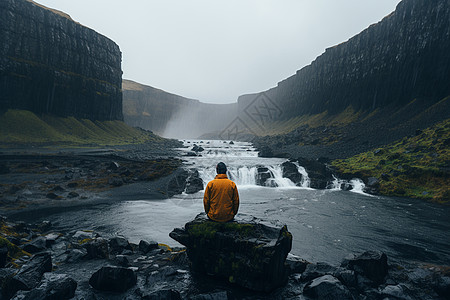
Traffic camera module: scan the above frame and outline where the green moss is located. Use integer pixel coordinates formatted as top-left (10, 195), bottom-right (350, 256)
top-left (332, 119), bottom-right (450, 204)
top-left (0, 236), bottom-right (30, 260)
top-left (188, 222), bottom-right (255, 238)
top-left (0, 109), bottom-right (172, 147)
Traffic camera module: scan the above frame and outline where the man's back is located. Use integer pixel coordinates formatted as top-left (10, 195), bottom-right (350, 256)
top-left (203, 173), bottom-right (239, 222)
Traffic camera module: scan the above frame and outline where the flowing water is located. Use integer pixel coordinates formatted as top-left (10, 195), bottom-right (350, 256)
top-left (13, 140), bottom-right (450, 265)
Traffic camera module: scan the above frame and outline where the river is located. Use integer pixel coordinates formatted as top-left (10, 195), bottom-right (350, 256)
top-left (12, 140), bottom-right (450, 265)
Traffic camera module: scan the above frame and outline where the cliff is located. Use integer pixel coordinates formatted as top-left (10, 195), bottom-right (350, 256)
top-left (123, 80), bottom-right (237, 138)
top-left (239, 0), bottom-right (450, 120)
top-left (0, 0), bottom-right (123, 121)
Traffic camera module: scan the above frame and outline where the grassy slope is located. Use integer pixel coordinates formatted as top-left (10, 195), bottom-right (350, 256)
top-left (331, 119), bottom-right (450, 204)
top-left (0, 109), bottom-right (168, 147)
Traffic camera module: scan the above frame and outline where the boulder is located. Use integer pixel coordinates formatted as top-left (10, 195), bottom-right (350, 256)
top-left (169, 213), bottom-right (292, 292)
top-left (185, 170), bottom-right (204, 194)
top-left (13, 273), bottom-right (77, 300)
top-left (256, 167), bottom-right (275, 187)
top-left (109, 236), bottom-right (132, 255)
top-left (83, 238), bottom-right (109, 259)
top-left (5, 252), bottom-right (52, 297)
top-left (296, 157), bottom-right (334, 189)
top-left (22, 236), bottom-right (47, 254)
top-left (0, 247), bottom-right (8, 268)
top-left (139, 240), bottom-right (159, 254)
top-left (167, 169), bottom-right (189, 197)
top-left (89, 266), bottom-right (137, 293)
top-left (140, 289), bottom-right (182, 300)
top-left (286, 254), bottom-right (309, 275)
top-left (281, 161), bottom-right (302, 185)
top-left (303, 275), bottom-right (354, 300)
top-left (341, 250), bottom-right (388, 285)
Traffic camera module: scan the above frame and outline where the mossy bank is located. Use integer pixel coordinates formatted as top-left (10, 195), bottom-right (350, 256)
top-left (331, 119), bottom-right (450, 204)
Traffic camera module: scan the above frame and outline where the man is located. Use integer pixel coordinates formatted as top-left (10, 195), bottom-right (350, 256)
top-left (203, 162), bottom-right (239, 222)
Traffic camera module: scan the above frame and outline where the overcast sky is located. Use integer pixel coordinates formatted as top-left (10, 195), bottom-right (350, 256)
top-left (35, 0), bottom-right (401, 104)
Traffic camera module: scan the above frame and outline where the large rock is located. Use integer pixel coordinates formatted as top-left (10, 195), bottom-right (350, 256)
top-left (296, 157), bottom-right (334, 189)
top-left (22, 236), bottom-right (47, 254)
top-left (89, 266), bottom-right (137, 293)
top-left (303, 275), bottom-right (354, 300)
top-left (341, 250), bottom-right (388, 285)
top-left (281, 161), bottom-right (303, 185)
top-left (169, 213), bottom-right (292, 292)
top-left (13, 273), bottom-right (77, 300)
top-left (185, 170), bottom-right (204, 194)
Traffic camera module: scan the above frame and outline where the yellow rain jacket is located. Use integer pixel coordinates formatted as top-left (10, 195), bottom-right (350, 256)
top-left (203, 174), bottom-right (239, 222)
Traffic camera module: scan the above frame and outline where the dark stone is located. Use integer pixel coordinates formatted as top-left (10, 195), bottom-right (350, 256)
top-left (67, 182), bottom-right (78, 188)
top-left (169, 213), bottom-right (292, 292)
top-left (303, 275), bottom-right (353, 300)
top-left (0, 247), bottom-right (8, 268)
top-left (51, 185), bottom-right (65, 192)
top-left (22, 236), bottom-right (47, 253)
top-left (190, 291), bottom-right (229, 300)
top-left (434, 275), bottom-right (450, 299)
top-left (109, 236), bottom-right (132, 255)
top-left (67, 191), bottom-right (79, 198)
top-left (229, 141), bottom-right (234, 145)
top-left (341, 250), bottom-right (388, 285)
top-left (89, 266), bottom-right (137, 293)
top-left (83, 238), bottom-right (109, 259)
top-left (192, 144), bottom-right (204, 152)
top-left (302, 262), bottom-right (338, 282)
top-left (140, 289), bottom-right (182, 300)
top-left (14, 273), bottom-right (77, 300)
top-left (296, 157), bottom-right (333, 189)
top-left (109, 162), bottom-right (120, 170)
top-left (281, 161), bottom-right (303, 185)
top-left (46, 192), bottom-right (60, 199)
top-left (256, 167), bottom-right (274, 187)
top-left (6, 252), bottom-right (52, 296)
top-left (167, 169), bottom-right (188, 197)
top-left (258, 145), bottom-right (274, 158)
top-left (139, 240), bottom-right (159, 254)
top-left (115, 255), bottom-right (129, 267)
top-left (184, 152), bottom-right (198, 157)
top-left (185, 170), bottom-right (204, 194)
top-left (286, 255), bottom-right (310, 275)
top-left (108, 177), bottom-right (123, 187)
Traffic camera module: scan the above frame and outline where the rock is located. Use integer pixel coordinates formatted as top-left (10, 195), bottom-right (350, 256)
top-left (115, 255), bottom-right (129, 267)
top-left (108, 177), bottom-right (123, 187)
top-left (302, 262), bottom-right (337, 282)
top-left (281, 161), bottom-right (303, 185)
top-left (72, 230), bottom-right (95, 241)
top-left (341, 250), bottom-right (388, 285)
top-left (109, 236), bottom-right (132, 255)
top-left (83, 238), bottom-right (109, 259)
top-left (67, 192), bottom-right (79, 198)
top-left (229, 141), bottom-right (234, 145)
top-left (5, 252), bottom-right (52, 297)
top-left (22, 236), bottom-right (47, 254)
top-left (190, 291), bottom-right (229, 300)
top-left (258, 145), bottom-right (274, 158)
top-left (45, 193), bottom-right (60, 200)
top-left (67, 182), bottom-right (78, 188)
top-left (303, 275), bottom-right (353, 300)
top-left (286, 254), bottom-right (310, 274)
top-left (256, 167), bottom-right (275, 187)
top-left (380, 284), bottom-right (411, 299)
top-left (192, 144), bottom-right (204, 152)
top-left (296, 157), bottom-right (333, 189)
top-left (139, 240), bottom-right (159, 254)
top-left (169, 213), bottom-right (292, 292)
top-left (65, 248), bottom-right (87, 263)
top-left (185, 170), bottom-right (204, 194)
top-left (167, 169), bottom-right (188, 197)
top-left (109, 161), bottom-right (120, 170)
top-left (140, 289), bottom-right (182, 300)
top-left (184, 152), bottom-right (198, 157)
top-left (0, 247), bottom-right (8, 268)
top-left (13, 273), bottom-right (77, 300)
top-left (434, 275), bottom-right (450, 299)
top-left (89, 266), bottom-right (137, 293)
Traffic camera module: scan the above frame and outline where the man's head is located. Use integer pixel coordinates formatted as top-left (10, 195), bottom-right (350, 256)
top-left (216, 162), bottom-right (227, 174)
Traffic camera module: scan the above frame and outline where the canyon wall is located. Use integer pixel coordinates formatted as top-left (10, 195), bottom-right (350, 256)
top-left (123, 80), bottom-right (237, 138)
top-left (0, 0), bottom-right (123, 121)
top-left (238, 0), bottom-right (450, 120)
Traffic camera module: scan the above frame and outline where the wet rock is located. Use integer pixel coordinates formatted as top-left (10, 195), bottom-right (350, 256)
top-left (108, 161), bottom-right (120, 170)
top-left (185, 170), bottom-right (204, 194)
top-left (5, 252), bottom-right (52, 297)
top-left (256, 167), bottom-right (274, 187)
top-left (296, 157), bottom-right (333, 189)
top-left (65, 248), bottom-right (87, 263)
top-left (184, 152), bottom-right (198, 157)
top-left (45, 192), bottom-right (60, 200)
top-left (167, 169), bottom-right (188, 197)
top-left (281, 161), bottom-right (303, 185)
top-left (258, 145), bottom-right (274, 157)
top-left (192, 144), bottom-right (204, 152)
top-left (190, 291), bottom-right (229, 300)
top-left (334, 268), bottom-right (357, 288)
top-left (51, 185), bottom-right (65, 192)
top-left (139, 289), bottom-right (182, 300)
top-left (83, 238), bottom-right (109, 259)
top-left (89, 266), bottom-right (137, 292)
top-left (434, 275), bottom-right (450, 299)
top-left (109, 236), bottom-right (132, 255)
top-left (169, 213), bottom-right (292, 292)
top-left (139, 240), bottom-right (159, 254)
top-left (286, 254), bottom-right (310, 275)
top-left (67, 191), bottom-right (79, 198)
top-left (0, 247), bottom-right (8, 268)
top-left (115, 255), bottom-right (130, 267)
top-left (302, 262), bottom-right (337, 282)
top-left (341, 250), bottom-right (388, 285)
top-left (67, 182), bottom-right (78, 188)
top-left (13, 273), bottom-right (77, 300)
top-left (72, 230), bottom-right (95, 241)
top-left (22, 236), bottom-right (47, 253)
top-left (303, 275), bottom-right (353, 300)
top-left (380, 284), bottom-right (412, 299)
top-left (108, 177), bottom-right (124, 187)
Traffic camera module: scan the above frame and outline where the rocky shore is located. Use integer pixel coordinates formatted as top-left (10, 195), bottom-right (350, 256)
top-left (0, 214), bottom-right (448, 299)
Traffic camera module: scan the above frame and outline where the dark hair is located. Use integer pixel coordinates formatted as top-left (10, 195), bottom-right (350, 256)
top-left (216, 162), bottom-right (227, 174)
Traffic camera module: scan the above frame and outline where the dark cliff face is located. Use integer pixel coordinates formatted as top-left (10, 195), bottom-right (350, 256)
top-left (123, 80), bottom-right (237, 138)
top-left (239, 0), bottom-right (450, 119)
top-left (0, 0), bottom-right (123, 121)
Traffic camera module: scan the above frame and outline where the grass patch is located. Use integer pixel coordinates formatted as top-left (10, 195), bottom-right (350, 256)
top-left (331, 119), bottom-right (450, 204)
top-left (0, 109), bottom-right (169, 147)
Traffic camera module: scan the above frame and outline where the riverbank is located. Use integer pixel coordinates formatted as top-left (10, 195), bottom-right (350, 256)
top-left (0, 215), bottom-right (448, 299)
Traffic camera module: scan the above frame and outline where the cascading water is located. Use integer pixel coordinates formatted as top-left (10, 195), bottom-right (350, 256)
top-left (178, 140), bottom-right (307, 189)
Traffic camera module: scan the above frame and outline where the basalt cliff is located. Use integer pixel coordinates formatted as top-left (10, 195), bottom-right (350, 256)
top-left (0, 0), bottom-right (123, 121)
